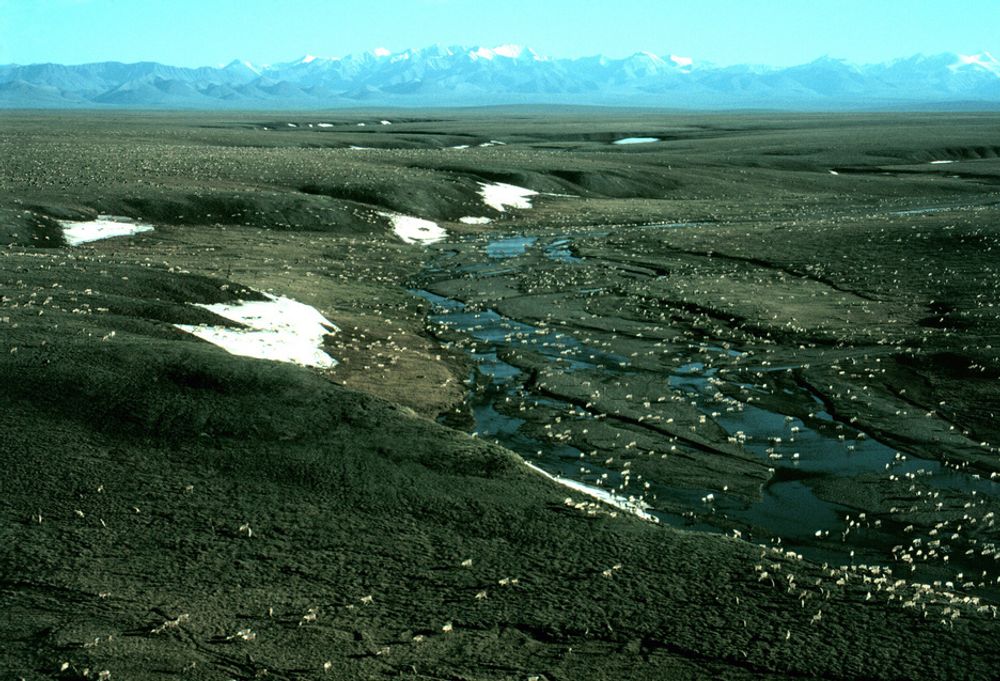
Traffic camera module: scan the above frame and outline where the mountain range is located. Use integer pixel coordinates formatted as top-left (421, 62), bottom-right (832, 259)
top-left (2, 45), bottom-right (999, 110)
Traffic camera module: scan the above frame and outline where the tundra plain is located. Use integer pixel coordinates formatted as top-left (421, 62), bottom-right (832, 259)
top-left (2, 110), bottom-right (1000, 680)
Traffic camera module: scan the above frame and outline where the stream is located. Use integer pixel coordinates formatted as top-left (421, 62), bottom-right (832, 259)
top-left (413, 227), bottom-right (1000, 588)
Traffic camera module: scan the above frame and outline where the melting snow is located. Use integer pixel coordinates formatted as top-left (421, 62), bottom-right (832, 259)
top-left (524, 462), bottom-right (658, 523)
top-left (613, 137), bottom-right (659, 145)
top-left (930, 160), bottom-right (955, 164)
top-left (60, 215), bottom-right (155, 246)
top-left (317, 123), bottom-right (334, 128)
top-left (449, 144), bottom-right (470, 150)
top-left (460, 216), bottom-right (492, 225)
top-left (175, 293), bottom-right (338, 368)
top-left (829, 170), bottom-right (840, 175)
top-left (479, 182), bottom-right (538, 212)
top-left (670, 54), bottom-right (693, 67)
top-left (380, 120), bottom-right (392, 125)
top-left (380, 212), bottom-right (448, 244)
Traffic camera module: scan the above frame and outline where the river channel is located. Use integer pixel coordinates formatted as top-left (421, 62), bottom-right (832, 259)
top-left (412, 224), bottom-right (1000, 592)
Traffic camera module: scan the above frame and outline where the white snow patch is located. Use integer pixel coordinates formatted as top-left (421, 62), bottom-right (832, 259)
top-left (952, 52), bottom-right (1000, 76)
top-left (373, 47), bottom-right (392, 58)
top-left (470, 44), bottom-right (541, 61)
top-left (287, 123), bottom-right (298, 127)
top-left (357, 122), bottom-right (366, 127)
top-left (349, 145), bottom-right (374, 150)
top-left (670, 54), bottom-right (693, 67)
top-left (459, 216), bottom-right (492, 225)
top-left (174, 294), bottom-right (338, 368)
top-left (380, 120), bottom-right (392, 125)
top-left (929, 160), bottom-right (955, 164)
top-left (317, 123), bottom-right (334, 128)
top-left (613, 137), bottom-right (659, 145)
top-left (493, 44), bottom-right (525, 59)
top-left (224, 59), bottom-right (261, 74)
top-left (380, 212), bottom-right (448, 245)
top-left (829, 170), bottom-right (839, 175)
top-left (60, 215), bottom-right (155, 246)
top-left (524, 462), bottom-right (658, 523)
top-left (300, 54), bottom-right (318, 64)
top-left (478, 139), bottom-right (507, 147)
top-left (449, 144), bottom-right (470, 149)
top-left (478, 182), bottom-right (538, 212)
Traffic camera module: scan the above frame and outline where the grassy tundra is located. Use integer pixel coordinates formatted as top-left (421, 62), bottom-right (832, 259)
top-left (2, 110), bottom-right (999, 679)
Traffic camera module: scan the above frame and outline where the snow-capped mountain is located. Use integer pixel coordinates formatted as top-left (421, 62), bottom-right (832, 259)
top-left (1, 45), bottom-right (998, 109)
top-left (951, 51), bottom-right (1000, 77)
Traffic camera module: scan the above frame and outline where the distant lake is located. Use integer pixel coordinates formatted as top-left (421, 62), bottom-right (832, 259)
top-left (612, 137), bottom-right (659, 145)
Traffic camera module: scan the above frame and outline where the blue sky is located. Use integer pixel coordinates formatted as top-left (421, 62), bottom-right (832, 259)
top-left (1, 0), bottom-right (997, 67)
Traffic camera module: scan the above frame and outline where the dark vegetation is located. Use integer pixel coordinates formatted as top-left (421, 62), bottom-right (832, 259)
top-left (2, 109), bottom-right (1000, 679)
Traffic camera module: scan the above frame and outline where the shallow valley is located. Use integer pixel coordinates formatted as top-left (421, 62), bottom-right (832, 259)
top-left (2, 111), bottom-right (1000, 679)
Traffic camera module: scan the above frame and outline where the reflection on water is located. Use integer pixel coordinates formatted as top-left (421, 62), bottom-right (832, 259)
top-left (412, 231), bottom-right (1000, 587)
top-left (486, 236), bottom-right (537, 258)
top-left (613, 137), bottom-right (660, 145)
